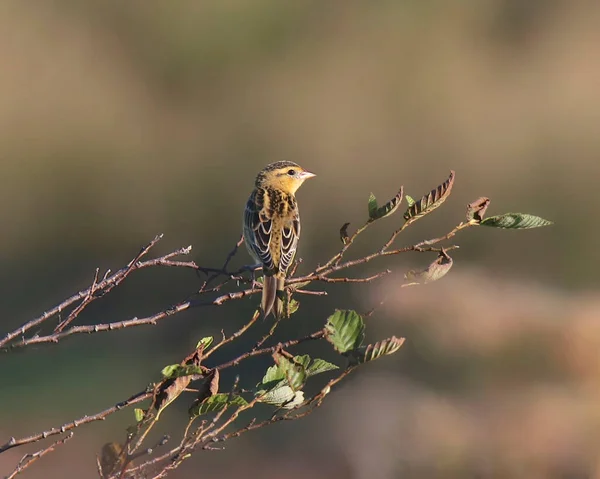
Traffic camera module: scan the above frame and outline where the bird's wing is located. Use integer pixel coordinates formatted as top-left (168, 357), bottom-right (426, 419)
top-left (279, 207), bottom-right (300, 274)
top-left (244, 189), bottom-right (276, 272)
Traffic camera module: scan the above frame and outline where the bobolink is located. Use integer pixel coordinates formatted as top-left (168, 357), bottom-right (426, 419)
top-left (243, 161), bottom-right (316, 317)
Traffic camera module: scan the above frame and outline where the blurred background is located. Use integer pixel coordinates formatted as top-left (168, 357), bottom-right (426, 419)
top-left (0, 1), bottom-right (597, 478)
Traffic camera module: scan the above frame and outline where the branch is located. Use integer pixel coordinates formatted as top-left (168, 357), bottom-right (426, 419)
top-left (196, 235), bottom-right (247, 291)
top-left (1, 178), bottom-right (485, 477)
top-left (5, 432), bottom-right (74, 479)
top-left (124, 361), bottom-right (357, 478)
top-left (0, 235), bottom-right (197, 350)
top-left (0, 326), bottom-right (325, 458)
top-left (216, 329), bottom-right (326, 371)
top-left (0, 391), bottom-right (151, 454)
top-left (1, 213), bottom-right (468, 352)
top-left (187, 366), bottom-right (358, 461)
top-left (2, 302), bottom-right (194, 351)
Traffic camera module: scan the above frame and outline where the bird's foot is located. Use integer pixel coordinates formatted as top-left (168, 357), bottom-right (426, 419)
top-left (243, 264), bottom-right (263, 289)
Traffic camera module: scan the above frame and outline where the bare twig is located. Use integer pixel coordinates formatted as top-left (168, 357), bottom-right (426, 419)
top-left (0, 235), bottom-right (197, 350)
top-left (197, 235), bottom-right (245, 291)
top-left (309, 270), bottom-right (391, 283)
top-left (219, 329), bottom-right (327, 370)
top-left (414, 221), bottom-right (473, 247)
top-left (202, 309), bottom-right (261, 360)
top-left (5, 432), bottom-right (74, 479)
top-left (316, 220), bottom-right (373, 272)
top-left (2, 302), bottom-right (194, 351)
top-left (1, 281), bottom-right (329, 351)
top-left (0, 391), bottom-right (151, 454)
top-left (54, 268), bottom-right (101, 333)
top-left (252, 318), bottom-right (281, 350)
top-left (293, 289), bottom-right (327, 296)
top-left (214, 366), bottom-right (357, 444)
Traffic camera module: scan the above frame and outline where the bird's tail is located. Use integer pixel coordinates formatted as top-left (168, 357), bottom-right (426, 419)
top-left (262, 274), bottom-right (285, 318)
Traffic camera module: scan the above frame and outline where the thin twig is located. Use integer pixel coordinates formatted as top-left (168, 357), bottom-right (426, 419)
top-left (309, 270), bottom-right (391, 283)
top-left (414, 221), bottom-right (473, 247)
top-left (219, 329), bottom-right (327, 370)
top-left (197, 235), bottom-right (245, 291)
top-left (0, 235), bottom-right (197, 349)
top-left (252, 319), bottom-right (281, 350)
top-left (2, 283), bottom-right (330, 351)
top-left (293, 289), bottom-right (327, 296)
top-left (0, 391), bottom-right (151, 454)
top-left (5, 432), bottom-right (74, 479)
top-left (214, 366), bottom-right (357, 444)
top-left (2, 302), bottom-right (193, 351)
top-left (316, 220), bottom-right (372, 272)
top-left (202, 309), bottom-right (261, 360)
top-left (54, 268), bottom-right (101, 333)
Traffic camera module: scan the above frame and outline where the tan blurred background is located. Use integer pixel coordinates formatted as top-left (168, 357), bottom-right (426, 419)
top-left (0, 1), bottom-right (598, 478)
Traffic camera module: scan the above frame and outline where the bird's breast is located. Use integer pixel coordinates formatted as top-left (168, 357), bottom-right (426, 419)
top-left (264, 188), bottom-right (297, 220)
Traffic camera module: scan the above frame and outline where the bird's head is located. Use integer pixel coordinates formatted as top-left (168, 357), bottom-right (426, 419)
top-left (255, 161), bottom-right (316, 194)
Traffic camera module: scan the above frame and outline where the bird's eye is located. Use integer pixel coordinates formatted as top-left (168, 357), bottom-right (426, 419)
top-left (287, 169), bottom-right (296, 176)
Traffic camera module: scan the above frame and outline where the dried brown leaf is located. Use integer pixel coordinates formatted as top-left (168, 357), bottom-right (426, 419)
top-left (98, 442), bottom-right (126, 478)
top-left (340, 222), bottom-right (350, 244)
top-left (188, 368), bottom-right (220, 414)
top-left (155, 376), bottom-right (193, 415)
top-left (466, 197), bottom-right (490, 222)
top-left (404, 171), bottom-right (455, 221)
top-left (405, 248), bottom-right (453, 284)
top-left (208, 368), bottom-right (220, 396)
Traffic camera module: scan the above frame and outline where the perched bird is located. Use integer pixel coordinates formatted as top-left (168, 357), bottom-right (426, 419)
top-left (243, 161), bottom-right (316, 317)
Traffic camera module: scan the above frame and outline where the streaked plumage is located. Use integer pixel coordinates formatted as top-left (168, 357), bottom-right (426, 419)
top-left (243, 161), bottom-right (315, 317)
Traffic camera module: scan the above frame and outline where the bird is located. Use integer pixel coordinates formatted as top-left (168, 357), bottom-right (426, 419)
top-left (243, 161), bottom-right (316, 318)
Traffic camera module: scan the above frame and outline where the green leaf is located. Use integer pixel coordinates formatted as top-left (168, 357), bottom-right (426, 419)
top-left (255, 354), bottom-right (336, 408)
top-left (405, 195), bottom-right (415, 207)
top-left (255, 354), bottom-right (316, 408)
top-left (405, 248), bottom-right (453, 284)
top-left (256, 361), bottom-right (305, 408)
top-left (285, 362), bottom-right (307, 391)
top-left (350, 336), bottom-right (405, 365)
top-left (367, 193), bottom-right (378, 219)
top-left (480, 213), bottom-right (553, 229)
top-left (258, 386), bottom-right (305, 409)
top-left (189, 393), bottom-right (248, 417)
top-left (257, 357), bottom-right (305, 393)
top-left (160, 364), bottom-right (180, 379)
top-left (404, 170), bottom-right (455, 222)
top-left (466, 197), bottom-right (490, 223)
top-left (133, 408), bottom-right (145, 422)
top-left (275, 354), bottom-right (307, 391)
top-left (292, 355), bottom-right (311, 368)
top-left (325, 309), bottom-right (365, 354)
top-left (161, 364), bottom-right (203, 379)
top-left (259, 363), bottom-right (285, 386)
top-left (286, 298), bottom-right (300, 316)
top-left (195, 336), bottom-right (214, 350)
top-left (368, 187), bottom-right (404, 221)
top-left (306, 358), bottom-right (339, 376)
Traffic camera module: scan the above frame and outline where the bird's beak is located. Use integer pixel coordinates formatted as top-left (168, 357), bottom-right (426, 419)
top-left (299, 170), bottom-right (316, 180)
